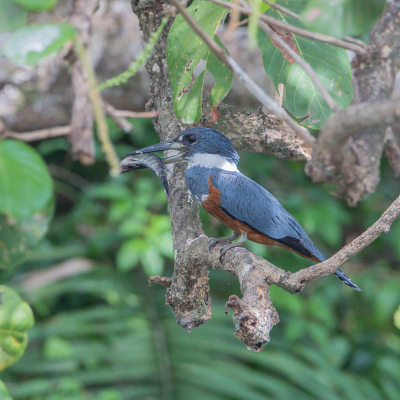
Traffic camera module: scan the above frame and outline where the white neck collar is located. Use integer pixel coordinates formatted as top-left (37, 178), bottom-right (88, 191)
top-left (187, 153), bottom-right (238, 172)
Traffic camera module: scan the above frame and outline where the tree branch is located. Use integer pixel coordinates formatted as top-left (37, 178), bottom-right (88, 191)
top-left (211, 103), bottom-right (312, 161)
top-left (173, 193), bottom-right (400, 349)
top-left (306, 100), bottom-right (400, 183)
top-left (306, 0), bottom-right (400, 205)
top-left (0, 124), bottom-right (71, 141)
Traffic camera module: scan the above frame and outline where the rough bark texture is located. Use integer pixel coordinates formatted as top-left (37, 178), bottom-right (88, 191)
top-left (306, 0), bottom-right (400, 206)
top-left (131, 0), bottom-right (212, 331)
top-left (68, 0), bottom-right (99, 164)
top-left (212, 103), bottom-right (312, 161)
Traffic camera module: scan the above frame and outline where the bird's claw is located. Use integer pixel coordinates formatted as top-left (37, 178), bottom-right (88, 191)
top-left (208, 238), bottom-right (219, 252)
top-left (219, 245), bottom-right (246, 263)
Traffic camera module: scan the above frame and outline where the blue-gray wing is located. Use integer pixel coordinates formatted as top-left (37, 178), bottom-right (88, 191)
top-left (210, 170), bottom-right (326, 261)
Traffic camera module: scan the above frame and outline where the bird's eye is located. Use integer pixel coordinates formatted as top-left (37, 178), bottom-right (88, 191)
top-left (186, 134), bottom-right (197, 144)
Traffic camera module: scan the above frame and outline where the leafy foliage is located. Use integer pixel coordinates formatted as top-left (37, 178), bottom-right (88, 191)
top-left (2, 23), bottom-right (76, 65)
top-left (301, 0), bottom-right (385, 37)
top-left (256, 0), bottom-right (353, 129)
top-left (167, 0), bottom-right (233, 123)
top-left (0, 286), bottom-right (34, 372)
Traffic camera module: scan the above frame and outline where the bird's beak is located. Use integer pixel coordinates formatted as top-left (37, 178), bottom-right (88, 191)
top-left (124, 140), bottom-right (190, 164)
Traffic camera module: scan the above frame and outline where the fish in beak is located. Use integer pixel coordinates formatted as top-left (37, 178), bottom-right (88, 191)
top-left (120, 153), bottom-right (170, 196)
top-left (124, 139), bottom-right (189, 164)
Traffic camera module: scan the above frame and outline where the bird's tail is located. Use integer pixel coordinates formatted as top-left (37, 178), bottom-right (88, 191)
top-left (334, 269), bottom-right (362, 291)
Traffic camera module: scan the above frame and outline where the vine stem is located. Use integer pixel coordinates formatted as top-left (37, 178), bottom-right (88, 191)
top-left (98, 15), bottom-right (170, 91)
top-left (74, 38), bottom-right (120, 177)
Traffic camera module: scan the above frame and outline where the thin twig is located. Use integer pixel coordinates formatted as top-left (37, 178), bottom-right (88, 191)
top-left (343, 36), bottom-right (368, 49)
top-left (112, 110), bottom-right (159, 119)
top-left (103, 101), bottom-right (133, 132)
top-left (286, 194), bottom-right (400, 287)
top-left (171, 0), bottom-right (315, 146)
top-left (0, 125), bottom-right (71, 141)
top-left (259, 21), bottom-right (340, 113)
top-left (208, 0), bottom-right (366, 54)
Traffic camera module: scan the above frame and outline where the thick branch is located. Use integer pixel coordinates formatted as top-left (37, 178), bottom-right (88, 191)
top-left (306, 100), bottom-right (400, 183)
top-left (212, 103), bottom-right (312, 161)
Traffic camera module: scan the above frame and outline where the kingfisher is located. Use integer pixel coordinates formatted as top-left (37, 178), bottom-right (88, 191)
top-left (127, 127), bottom-right (361, 291)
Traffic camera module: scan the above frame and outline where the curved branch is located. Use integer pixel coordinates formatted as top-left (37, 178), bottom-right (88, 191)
top-left (159, 193), bottom-right (400, 350)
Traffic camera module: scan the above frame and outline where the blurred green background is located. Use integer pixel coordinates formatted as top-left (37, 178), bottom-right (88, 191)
top-left (0, 117), bottom-right (399, 400)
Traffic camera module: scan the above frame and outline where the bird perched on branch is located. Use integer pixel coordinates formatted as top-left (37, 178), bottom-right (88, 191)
top-left (126, 127), bottom-right (361, 291)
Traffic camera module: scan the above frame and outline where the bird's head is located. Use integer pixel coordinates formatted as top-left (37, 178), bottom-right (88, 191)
top-left (125, 127), bottom-right (239, 169)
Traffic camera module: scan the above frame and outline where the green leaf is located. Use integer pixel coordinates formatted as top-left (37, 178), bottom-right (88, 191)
top-left (12, 0), bottom-right (58, 11)
top-left (248, 0), bottom-right (264, 50)
top-left (0, 0), bottom-right (28, 33)
top-left (0, 140), bottom-right (54, 268)
top-left (256, 1), bottom-right (353, 129)
top-left (0, 381), bottom-right (12, 400)
top-left (301, 0), bottom-right (385, 38)
top-left (0, 286), bottom-right (34, 371)
top-left (116, 238), bottom-right (145, 272)
top-left (166, 0), bottom-right (233, 123)
top-left (0, 140), bottom-right (53, 218)
top-left (2, 23), bottom-right (76, 65)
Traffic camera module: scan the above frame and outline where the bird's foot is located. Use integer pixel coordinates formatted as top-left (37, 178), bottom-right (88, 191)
top-left (218, 233), bottom-right (248, 263)
top-left (208, 232), bottom-right (239, 252)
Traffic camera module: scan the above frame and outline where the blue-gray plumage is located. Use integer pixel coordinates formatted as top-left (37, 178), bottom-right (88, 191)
top-left (186, 166), bottom-right (325, 261)
top-left (125, 127), bottom-right (361, 291)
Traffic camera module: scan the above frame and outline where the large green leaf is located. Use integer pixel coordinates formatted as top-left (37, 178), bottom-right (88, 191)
top-left (0, 0), bottom-right (28, 33)
top-left (2, 23), bottom-right (76, 65)
top-left (0, 286), bottom-right (34, 371)
top-left (0, 140), bottom-right (54, 268)
top-left (0, 140), bottom-right (53, 218)
top-left (166, 0), bottom-right (233, 123)
top-left (256, 0), bottom-right (353, 129)
top-left (301, 0), bottom-right (385, 38)
top-left (0, 381), bottom-right (12, 400)
top-left (12, 0), bottom-right (58, 11)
